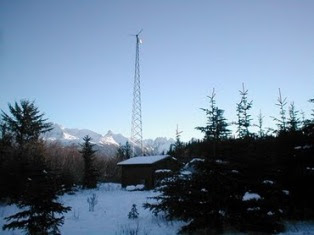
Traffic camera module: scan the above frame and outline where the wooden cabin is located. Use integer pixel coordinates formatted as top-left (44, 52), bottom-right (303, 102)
top-left (117, 155), bottom-right (177, 189)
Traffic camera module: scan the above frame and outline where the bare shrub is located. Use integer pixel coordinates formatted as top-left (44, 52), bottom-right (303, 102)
top-left (117, 222), bottom-right (140, 235)
top-left (87, 193), bottom-right (98, 212)
top-left (72, 208), bottom-right (80, 220)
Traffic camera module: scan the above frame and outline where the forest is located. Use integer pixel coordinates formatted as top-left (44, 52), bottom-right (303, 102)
top-left (0, 85), bottom-right (313, 234)
top-left (146, 86), bottom-right (314, 233)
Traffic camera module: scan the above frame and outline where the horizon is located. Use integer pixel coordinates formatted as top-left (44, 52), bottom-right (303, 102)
top-left (1, 1), bottom-right (313, 142)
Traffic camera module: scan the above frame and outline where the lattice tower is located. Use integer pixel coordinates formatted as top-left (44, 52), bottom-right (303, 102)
top-left (131, 31), bottom-right (143, 155)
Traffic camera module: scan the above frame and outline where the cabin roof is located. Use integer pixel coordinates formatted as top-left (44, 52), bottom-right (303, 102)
top-left (117, 155), bottom-right (170, 166)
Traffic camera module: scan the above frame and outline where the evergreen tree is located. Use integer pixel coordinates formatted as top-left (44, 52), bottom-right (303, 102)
top-left (0, 121), bottom-right (14, 199)
top-left (1, 100), bottom-right (52, 147)
top-left (145, 138), bottom-right (287, 233)
top-left (287, 102), bottom-right (300, 132)
top-left (255, 110), bottom-right (265, 138)
top-left (272, 89), bottom-right (287, 134)
top-left (196, 89), bottom-right (230, 141)
top-left (0, 121), bottom-right (12, 147)
top-left (145, 159), bottom-right (244, 233)
top-left (124, 141), bottom-right (131, 159)
top-left (116, 141), bottom-right (132, 161)
top-left (236, 83), bottom-right (253, 138)
top-left (196, 89), bottom-right (230, 158)
top-left (309, 98), bottom-right (314, 121)
top-left (3, 143), bottom-right (71, 234)
top-left (0, 121), bottom-right (13, 163)
top-left (1, 100), bottom-right (53, 199)
top-left (175, 125), bottom-right (183, 148)
top-left (128, 204), bottom-right (139, 219)
top-left (1, 100), bottom-right (70, 234)
top-left (116, 146), bottom-right (125, 161)
top-left (80, 135), bottom-right (98, 188)
top-left (300, 110), bottom-right (306, 127)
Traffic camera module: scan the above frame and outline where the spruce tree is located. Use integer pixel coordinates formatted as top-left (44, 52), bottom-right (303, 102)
top-left (196, 89), bottom-right (230, 158)
top-left (1, 100), bottom-right (53, 199)
top-left (0, 121), bottom-right (13, 163)
top-left (128, 204), bottom-right (139, 219)
top-left (1, 100), bottom-right (70, 234)
top-left (255, 110), bottom-right (265, 138)
top-left (272, 89), bottom-right (287, 134)
top-left (175, 125), bottom-right (183, 148)
top-left (3, 143), bottom-right (71, 234)
top-left (117, 141), bottom-right (132, 161)
top-left (124, 141), bottom-right (131, 159)
top-left (236, 83), bottom-right (253, 138)
top-left (309, 98), bottom-right (314, 121)
top-left (287, 102), bottom-right (300, 132)
top-left (196, 89), bottom-right (230, 141)
top-left (80, 135), bottom-right (98, 188)
top-left (0, 121), bottom-right (14, 199)
top-left (1, 100), bottom-right (52, 147)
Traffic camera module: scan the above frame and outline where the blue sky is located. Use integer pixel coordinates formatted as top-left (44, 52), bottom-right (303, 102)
top-left (0, 0), bottom-right (313, 141)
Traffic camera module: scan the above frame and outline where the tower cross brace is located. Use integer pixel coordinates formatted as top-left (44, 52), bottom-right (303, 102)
top-left (131, 31), bottom-right (143, 155)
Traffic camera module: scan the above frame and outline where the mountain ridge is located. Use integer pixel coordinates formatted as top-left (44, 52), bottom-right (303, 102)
top-left (42, 123), bottom-right (175, 156)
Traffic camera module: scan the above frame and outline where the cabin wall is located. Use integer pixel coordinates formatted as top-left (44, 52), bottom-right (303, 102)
top-left (120, 157), bottom-right (180, 189)
top-left (121, 165), bottom-right (154, 188)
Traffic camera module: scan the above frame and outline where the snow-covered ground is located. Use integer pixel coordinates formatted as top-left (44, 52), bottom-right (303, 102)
top-left (1, 183), bottom-right (313, 234)
top-left (0, 183), bottom-right (184, 235)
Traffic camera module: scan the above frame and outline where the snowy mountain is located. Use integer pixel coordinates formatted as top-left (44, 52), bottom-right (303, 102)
top-left (143, 137), bottom-right (176, 155)
top-left (42, 123), bottom-right (175, 156)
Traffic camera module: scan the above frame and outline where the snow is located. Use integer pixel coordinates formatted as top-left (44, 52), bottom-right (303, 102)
top-left (183, 158), bottom-right (205, 170)
top-left (189, 158), bottom-right (205, 163)
top-left (0, 183), bottom-right (185, 235)
top-left (218, 210), bottom-right (225, 216)
top-left (126, 185), bottom-right (136, 191)
top-left (155, 169), bottom-right (172, 173)
top-left (104, 130), bottom-right (129, 146)
top-left (42, 123), bottom-right (175, 155)
top-left (143, 137), bottom-right (175, 155)
top-left (294, 145), bottom-right (312, 150)
top-left (126, 184), bottom-right (145, 191)
top-left (282, 190), bottom-right (290, 195)
top-left (63, 132), bottom-right (79, 140)
top-left (263, 180), bottom-right (274, 184)
top-left (180, 170), bottom-right (192, 176)
top-left (215, 159), bottom-right (229, 164)
top-left (247, 207), bottom-right (261, 211)
top-left (1, 183), bottom-right (313, 234)
top-left (117, 155), bottom-right (169, 165)
top-left (99, 135), bottom-right (119, 146)
top-left (281, 221), bottom-right (314, 234)
top-left (242, 192), bottom-right (261, 201)
top-left (135, 184), bottom-right (145, 190)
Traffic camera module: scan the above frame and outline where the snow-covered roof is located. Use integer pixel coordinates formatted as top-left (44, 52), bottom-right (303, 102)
top-left (117, 155), bottom-right (170, 165)
top-left (242, 192), bottom-right (261, 201)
